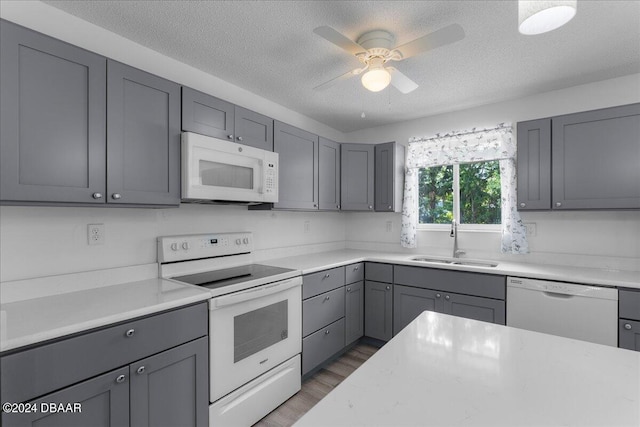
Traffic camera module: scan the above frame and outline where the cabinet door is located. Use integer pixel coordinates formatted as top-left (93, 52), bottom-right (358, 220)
top-left (393, 285), bottom-right (440, 335)
top-left (273, 121), bottom-right (319, 209)
top-left (130, 337), bottom-right (209, 427)
top-left (516, 118), bottom-right (551, 210)
top-left (234, 106), bottom-right (273, 151)
top-left (551, 103), bottom-right (640, 209)
top-left (345, 281), bottom-right (365, 345)
top-left (443, 292), bottom-right (505, 325)
top-left (375, 142), bottom-right (403, 212)
top-left (2, 366), bottom-right (129, 427)
top-left (364, 281), bottom-right (393, 341)
top-left (107, 61), bottom-right (180, 205)
top-left (0, 20), bottom-right (106, 204)
top-left (319, 137), bottom-right (341, 210)
top-left (181, 86), bottom-right (235, 141)
top-left (619, 319), bottom-right (640, 352)
top-left (341, 143), bottom-right (374, 211)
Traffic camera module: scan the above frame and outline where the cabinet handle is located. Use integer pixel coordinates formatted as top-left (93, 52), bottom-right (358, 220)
top-left (324, 295), bottom-right (330, 301)
top-left (125, 329), bottom-right (135, 337)
top-left (337, 205), bottom-right (341, 209)
top-left (353, 266), bottom-right (359, 271)
top-left (227, 134), bottom-right (234, 140)
top-left (237, 136), bottom-right (243, 141)
top-left (385, 285), bottom-right (390, 291)
top-left (324, 274), bottom-right (330, 279)
top-left (136, 366), bottom-right (145, 375)
top-left (520, 202), bottom-right (526, 208)
top-left (116, 375), bottom-right (126, 384)
top-left (555, 202), bottom-right (562, 207)
top-left (346, 287), bottom-right (351, 292)
top-left (445, 295), bottom-right (450, 300)
top-left (314, 204), bottom-right (318, 208)
top-left (92, 192), bottom-right (103, 199)
top-left (388, 205), bottom-right (392, 209)
top-left (325, 329), bottom-right (330, 335)
top-left (368, 205), bottom-right (373, 210)
top-left (111, 193), bottom-right (121, 200)
top-left (624, 323), bottom-right (632, 330)
top-left (436, 293), bottom-right (441, 298)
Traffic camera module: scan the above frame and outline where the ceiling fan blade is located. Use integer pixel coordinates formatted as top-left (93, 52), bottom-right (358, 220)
top-left (392, 23), bottom-right (465, 60)
top-left (314, 26), bottom-right (366, 56)
top-left (387, 67), bottom-right (419, 94)
top-left (313, 68), bottom-right (360, 91)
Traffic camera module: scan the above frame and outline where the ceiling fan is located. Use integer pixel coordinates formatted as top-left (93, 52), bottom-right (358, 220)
top-left (313, 24), bottom-right (465, 94)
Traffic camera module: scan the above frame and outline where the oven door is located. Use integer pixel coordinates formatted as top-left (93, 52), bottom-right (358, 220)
top-left (209, 276), bottom-right (302, 402)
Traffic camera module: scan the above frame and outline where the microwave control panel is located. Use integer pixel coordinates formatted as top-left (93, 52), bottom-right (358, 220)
top-left (264, 162), bottom-right (277, 194)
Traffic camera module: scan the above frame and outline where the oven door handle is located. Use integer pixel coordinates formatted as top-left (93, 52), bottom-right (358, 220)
top-left (211, 278), bottom-right (301, 308)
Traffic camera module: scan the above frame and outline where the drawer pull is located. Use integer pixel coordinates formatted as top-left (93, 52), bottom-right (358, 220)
top-left (346, 287), bottom-right (351, 292)
top-left (436, 293), bottom-right (441, 298)
top-left (624, 323), bottom-right (632, 330)
top-left (324, 296), bottom-right (330, 301)
top-left (325, 329), bottom-right (330, 335)
top-left (385, 286), bottom-right (390, 291)
top-left (445, 295), bottom-right (450, 300)
top-left (116, 375), bottom-right (126, 384)
top-left (354, 266), bottom-right (359, 271)
top-left (324, 274), bottom-right (330, 279)
top-left (136, 366), bottom-right (146, 375)
top-left (125, 329), bottom-right (135, 337)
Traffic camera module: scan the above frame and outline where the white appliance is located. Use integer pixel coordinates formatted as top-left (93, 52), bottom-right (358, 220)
top-left (181, 132), bottom-right (278, 204)
top-left (158, 232), bottom-right (301, 427)
top-left (507, 277), bottom-right (618, 346)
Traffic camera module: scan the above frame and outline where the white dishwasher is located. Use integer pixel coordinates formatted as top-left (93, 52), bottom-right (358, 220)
top-left (507, 277), bottom-right (618, 346)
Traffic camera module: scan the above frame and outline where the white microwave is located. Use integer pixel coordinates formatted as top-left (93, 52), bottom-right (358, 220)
top-left (181, 132), bottom-right (278, 204)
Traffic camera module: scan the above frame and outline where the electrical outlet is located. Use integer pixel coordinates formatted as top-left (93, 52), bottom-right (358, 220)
top-left (386, 221), bottom-right (393, 232)
top-left (524, 222), bottom-right (537, 237)
top-left (303, 220), bottom-right (310, 234)
top-left (87, 223), bottom-right (105, 245)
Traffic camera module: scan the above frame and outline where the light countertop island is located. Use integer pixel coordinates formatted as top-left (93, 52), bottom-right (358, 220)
top-left (295, 311), bottom-right (640, 427)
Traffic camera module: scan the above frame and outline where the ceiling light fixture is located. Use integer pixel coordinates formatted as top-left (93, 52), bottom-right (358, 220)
top-left (361, 58), bottom-right (391, 92)
top-left (518, 0), bottom-right (577, 35)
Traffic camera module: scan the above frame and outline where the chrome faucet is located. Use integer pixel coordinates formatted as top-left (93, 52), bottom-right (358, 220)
top-left (450, 220), bottom-right (465, 258)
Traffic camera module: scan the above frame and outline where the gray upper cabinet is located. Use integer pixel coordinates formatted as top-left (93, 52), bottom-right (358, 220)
top-left (319, 137), bottom-right (341, 210)
top-left (274, 121), bottom-right (319, 209)
top-left (107, 61), bottom-right (180, 206)
top-left (374, 142), bottom-right (405, 212)
top-left (551, 103), bottom-right (640, 210)
top-left (517, 118), bottom-right (551, 210)
top-left (182, 87), bottom-right (273, 151)
top-left (0, 19), bottom-right (107, 204)
top-left (341, 143), bottom-right (375, 211)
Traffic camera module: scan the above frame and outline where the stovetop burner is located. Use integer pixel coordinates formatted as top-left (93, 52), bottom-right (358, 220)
top-left (171, 264), bottom-right (296, 291)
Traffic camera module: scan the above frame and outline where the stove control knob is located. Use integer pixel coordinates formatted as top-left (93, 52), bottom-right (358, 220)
top-left (243, 237), bottom-right (249, 244)
top-left (170, 243), bottom-right (178, 251)
top-left (235, 238), bottom-right (242, 245)
top-left (181, 242), bottom-right (190, 250)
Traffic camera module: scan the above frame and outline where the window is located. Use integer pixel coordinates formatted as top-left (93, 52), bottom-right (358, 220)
top-left (418, 160), bottom-right (501, 227)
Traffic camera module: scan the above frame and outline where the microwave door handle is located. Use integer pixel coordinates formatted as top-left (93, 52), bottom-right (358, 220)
top-left (211, 278), bottom-right (300, 308)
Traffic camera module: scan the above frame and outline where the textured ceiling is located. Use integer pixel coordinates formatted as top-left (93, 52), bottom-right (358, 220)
top-left (43, 0), bottom-right (640, 133)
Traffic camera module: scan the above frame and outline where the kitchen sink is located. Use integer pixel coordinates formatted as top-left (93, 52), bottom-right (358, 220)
top-left (411, 257), bottom-right (498, 268)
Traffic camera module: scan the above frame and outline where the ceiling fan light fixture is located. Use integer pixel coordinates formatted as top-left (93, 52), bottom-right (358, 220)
top-left (361, 58), bottom-right (391, 92)
top-left (518, 0), bottom-right (577, 35)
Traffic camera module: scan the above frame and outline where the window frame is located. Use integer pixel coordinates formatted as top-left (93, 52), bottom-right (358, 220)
top-left (416, 163), bottom-right (501, 232)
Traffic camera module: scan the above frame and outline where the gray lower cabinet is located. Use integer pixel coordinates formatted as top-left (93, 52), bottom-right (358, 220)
top-left (302, 318), bottom-right (345, 376)
top-left (107, 60), bottom-right (180, 205)
top-left (341, 143), bottom-right (375, 211)
top-left (319, 137), bottom-right (341, 210)
top-left (374, 142), bottom-right (405, 212)
top-left (274, 121), bottom-right (319, 210)
top-left (393, 285), bottom-right (439, 335)
top-left (1, 303), bottom-right (208, 427)
top-left (619, 289), bottom-right (640, 352)
top-left (517, 118), bottom-right (551, 210)
top-left (181, 87), bottom-right (274, 151)
top-left (445, 292), bottom-right (505, 325)
top-left (0, 19), bottom-right (107, 204)
top-left (345, 280), bottom-right (365, 345)
top-left (364, 280), bottom-right (393, 342)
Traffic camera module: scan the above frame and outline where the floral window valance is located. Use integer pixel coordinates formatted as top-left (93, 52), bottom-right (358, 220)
top-left (401, 124), bottom-right (529, 254)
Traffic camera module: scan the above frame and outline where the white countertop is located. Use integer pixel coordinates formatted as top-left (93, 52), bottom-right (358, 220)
top-left (0, 278), bottom-right (211, 352)
top-left (295, 311), bottom-right (640, 427)
top-left (265, 249), bottom-right (640, 289)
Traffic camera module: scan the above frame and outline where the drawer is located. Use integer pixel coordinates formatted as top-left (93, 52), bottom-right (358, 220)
top-left (394, 265), bottom-right (505, 300)
top-left (303, 287), bottom-right (345, 337)
top-left (365, 262), bottom-right (393, 283)
top-left (1, 302), bottom-right (207, 403)
top-left (620, 289), bottom-right (640, 321)
top-left (345, 263), bottom-right (364, 284)
top-left (302, 318), bottom-right (345, 375)
top-left (303, 266), bottom-right (345, 299)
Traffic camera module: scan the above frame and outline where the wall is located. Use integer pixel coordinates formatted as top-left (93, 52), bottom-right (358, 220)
top-left (344, 74), bottom-right (640, 271)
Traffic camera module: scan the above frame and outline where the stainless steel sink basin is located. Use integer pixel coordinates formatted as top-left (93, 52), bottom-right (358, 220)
top-left (411, 257), bottom-right (498, 268)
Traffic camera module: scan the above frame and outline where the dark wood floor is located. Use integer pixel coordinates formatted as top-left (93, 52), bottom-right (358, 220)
top-left (253, 343), bottom-right (379, 427)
